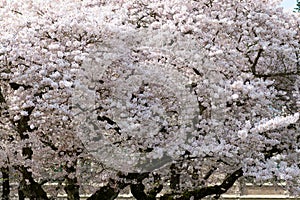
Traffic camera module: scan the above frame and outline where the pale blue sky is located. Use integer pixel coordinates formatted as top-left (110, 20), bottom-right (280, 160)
top-left (280, 0), bottom-right (297, 11)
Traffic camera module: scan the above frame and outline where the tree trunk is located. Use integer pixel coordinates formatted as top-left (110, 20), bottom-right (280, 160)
top-left (18, 167), bottom-right (49, 200)
top-left (18, 188), bottom-right (25, 200)
top-left (64, 163), bottom-right (80, 200)
top-left (64, 178), bottom-right (80, 200)
top-left (170, 163), bottom-right (180, 191)
top-left (1, 167), bottom-right (10, 200)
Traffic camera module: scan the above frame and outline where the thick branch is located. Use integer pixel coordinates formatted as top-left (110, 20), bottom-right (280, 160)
top-left (18, 166), bottom-right (49, 200)
top-left (131, 183), bottom-right (151, 200)
top-left (87, 177), bottom-right (129, 200)
top-left (87, 185), bottom-right (119, 200)
top-left (88, 172), bottom-right (149, 200)
top-left (129, 173), bottom-right (163, 200)
top-left (160, 168), bottom-right (243, 200)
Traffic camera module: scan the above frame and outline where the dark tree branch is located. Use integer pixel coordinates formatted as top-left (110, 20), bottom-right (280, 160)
top-left (14, 106), bottom-right (35, 137)
top-left (87, 184), bottom-right (119, 200)
top-left (12, 106), bottom-right (49, 199)
top-left (40, 139), bottom-right (59, 151)
top-left (0, 88), bottom-right (5, 103)
top-left (88, 172), bottom-right (150, 200)
top-left (97, 115), bottom-right (121, 135)
top-left (130, 173), bottom-right (162, 200)
top-left (87, 177), bottom-right (131, 200)
top-left (11, 10), bottom-right (22, 15)
top-left (192, 68), bottom-right (202, 76)
top-left (130, 182), bottom-right (163, 200)
top-left (160, 168), bottom-right (243, 200)
top-left (253, 70), bottom-right (300, 78)
top-left (131, 183), bottom-right (150, 200)
top-left (250, 48), bottom-right (263, 75)
top-left (203, 166), bottom-right (217, 181)
top-left (148, 184), bottom-right (163, 199)
top-left (18, 166), bottom-right (49, 200)
top-left (64, 162), bottom-right (80, 200)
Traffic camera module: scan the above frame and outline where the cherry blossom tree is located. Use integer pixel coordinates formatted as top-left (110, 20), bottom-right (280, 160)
top-left (0, 0), bottom-right (299, 199)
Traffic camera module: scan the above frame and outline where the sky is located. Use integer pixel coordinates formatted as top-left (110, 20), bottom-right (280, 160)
top-left (280, 0), bottom-right (297, 11)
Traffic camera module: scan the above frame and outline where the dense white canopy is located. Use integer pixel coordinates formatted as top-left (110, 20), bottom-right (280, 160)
top-left (0, 0), bottom-right (299, 199)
